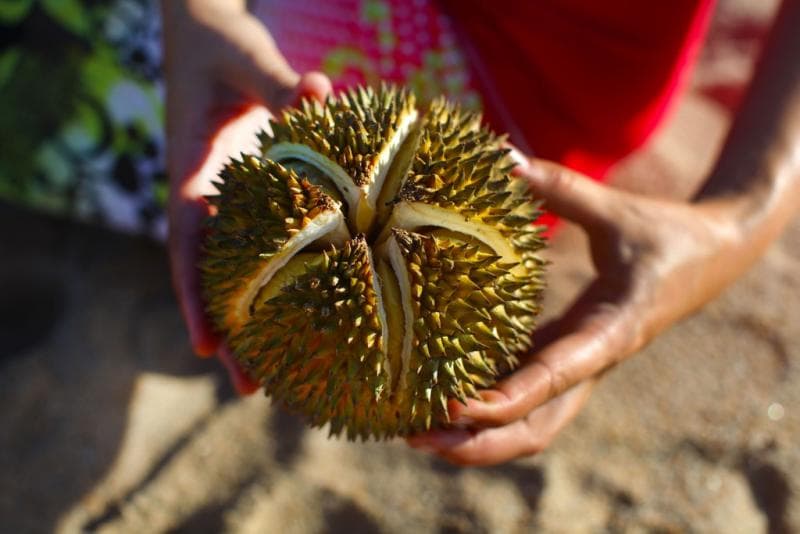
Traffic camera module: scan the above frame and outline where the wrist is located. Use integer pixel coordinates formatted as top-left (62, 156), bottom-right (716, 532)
top-left (698, 160), bottom-right (800, 248)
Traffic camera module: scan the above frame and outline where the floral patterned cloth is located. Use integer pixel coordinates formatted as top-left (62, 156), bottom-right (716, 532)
top-left (1, 0), bottom-right (167, 238)
top-left (0, 0), bottom-right (478, 240)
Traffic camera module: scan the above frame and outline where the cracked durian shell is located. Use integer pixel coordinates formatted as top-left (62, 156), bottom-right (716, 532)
top-left (201, 84), bottom-right (546, 440)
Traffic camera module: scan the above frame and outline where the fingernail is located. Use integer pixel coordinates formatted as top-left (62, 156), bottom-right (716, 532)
top-left (508, 148), bottom-right (530, 174)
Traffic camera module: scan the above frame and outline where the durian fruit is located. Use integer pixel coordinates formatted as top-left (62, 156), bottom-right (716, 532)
top-left (201, 84), bottom-right (546, 440)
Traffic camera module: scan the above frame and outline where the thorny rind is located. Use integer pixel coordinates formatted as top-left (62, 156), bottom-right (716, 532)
top-left (201, 84), bottom-right (547, 440)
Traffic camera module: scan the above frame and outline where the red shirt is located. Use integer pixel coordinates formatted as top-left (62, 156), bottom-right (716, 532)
top-left (438, 0), bottom-right (716, 180)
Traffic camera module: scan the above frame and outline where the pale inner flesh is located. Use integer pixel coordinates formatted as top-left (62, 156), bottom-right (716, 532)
top-left (238, 111), bottom-right (523, 399)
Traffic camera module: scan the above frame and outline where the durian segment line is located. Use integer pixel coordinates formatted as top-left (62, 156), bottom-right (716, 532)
top-left (358, 108), bottom-right (418, 232)
top-left (265, 143), bottom-right (357, 212)
top-left (264, 109), bottom-right (419, 234)
top-left (231, 210), bottom-right (349, 328)
top-left (379, 235), bottom-right (415, 396)
top-left (364, 241), bottom-right (393, 390)
top-left (379, 201), bottom-right (522, 271)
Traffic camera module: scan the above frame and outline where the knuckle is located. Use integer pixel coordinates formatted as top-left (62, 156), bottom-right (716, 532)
top-left (485, 410), bottom-right (514, 427)
top-left (537, 360), bottom-right (568, 399)
top-left (543, 164), bottom-right (576, 195)
top-left (476, 389), bottom-right (517, 427)
top-left (592, 302), bottom-right (646, 364)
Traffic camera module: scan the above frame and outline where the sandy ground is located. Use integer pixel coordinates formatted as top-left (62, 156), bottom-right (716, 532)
top-left (1, 1), bottom-right (797, 532)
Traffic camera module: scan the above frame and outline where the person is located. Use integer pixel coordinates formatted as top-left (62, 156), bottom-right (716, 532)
top-left (161, 0), bottom-right (800, 466)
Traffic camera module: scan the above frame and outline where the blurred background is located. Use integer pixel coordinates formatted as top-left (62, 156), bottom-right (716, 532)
top-left (1, 0), bottom-right (798, 532)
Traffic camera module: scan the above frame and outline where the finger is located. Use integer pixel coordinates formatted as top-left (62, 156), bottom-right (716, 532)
top-left (212, 13), bottom-right (301, 109)
top-left (409, 380), bottom-right (594, 466)
top-left (509, 150), bottom-right (620, 227)
top-left (450, 282), bottom-right (640, 427)
top-left (408, 422), bottom-right (532, 467)
top-left (217, 343), bottom-right (260, 395)
top-left (292, 71), bottom-right (334, 106)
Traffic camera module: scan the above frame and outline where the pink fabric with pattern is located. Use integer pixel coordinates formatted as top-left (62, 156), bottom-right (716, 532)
top-left (253, 0), bottom-right (481, 106)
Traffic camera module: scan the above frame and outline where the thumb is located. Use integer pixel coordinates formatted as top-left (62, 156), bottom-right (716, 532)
top-left (510, 150), bottom-right (618, 228)
top-left (213, 13), bottom-right (302, 109)
top-left (291, 71), bottom-right (334, 106)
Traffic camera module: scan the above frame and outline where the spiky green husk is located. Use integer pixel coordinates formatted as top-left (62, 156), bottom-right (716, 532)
top-left (201, 84), bottom-right (547, 440)
top-left (260, 85), bottom-right (416, 187)
top-left (202, 156), bottom-right (346, 332)
top-left (259, 84), bottom-right (419, 234)
top-left (387, 229), bottom-right (542, 433)
top-left (391, 98), bottom-right (544, 258)
top-left (231, 237), bottom-right (392, 440)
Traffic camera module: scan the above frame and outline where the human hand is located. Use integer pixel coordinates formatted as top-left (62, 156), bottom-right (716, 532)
top-left (408, 153), bottom-right (753, 465)
top-left (161, 0), bottom-right (332, 393)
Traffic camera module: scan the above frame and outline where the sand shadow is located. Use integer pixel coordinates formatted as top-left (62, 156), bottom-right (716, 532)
top-left (0, 203), bottom-right (234, 532)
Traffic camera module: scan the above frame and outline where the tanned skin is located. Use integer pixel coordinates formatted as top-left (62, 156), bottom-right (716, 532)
top-left (163, 0), bottom-right (800, 464)
top-left (161, 0), bottom-right (332, 393)
top-left (408, 0), bottom-right (800, 465)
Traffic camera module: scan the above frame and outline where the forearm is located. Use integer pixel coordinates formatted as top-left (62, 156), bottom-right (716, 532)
top-left (696, 0), bottom-right (800, 253)
top-left (161, 0), bottom-right (247, 20)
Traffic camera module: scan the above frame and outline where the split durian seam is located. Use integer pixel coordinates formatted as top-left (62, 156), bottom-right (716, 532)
top-left (263, 86), bottom-right (419, 234)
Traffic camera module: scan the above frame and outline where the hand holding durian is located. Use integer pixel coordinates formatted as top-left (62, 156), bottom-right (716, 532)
top-left (166, 0), bottom-right (800, 465)
top-left (407, 1), bottom-right (800, 464)
top-left (161, 0), bottom-right (333, 393)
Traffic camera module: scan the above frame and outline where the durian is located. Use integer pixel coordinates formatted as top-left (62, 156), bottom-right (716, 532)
top-left (201, 84), bottom-right (546, 440)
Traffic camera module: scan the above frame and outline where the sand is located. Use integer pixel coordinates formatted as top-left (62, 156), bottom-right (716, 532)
top-left (1, 1), bottom-right (797, 532)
